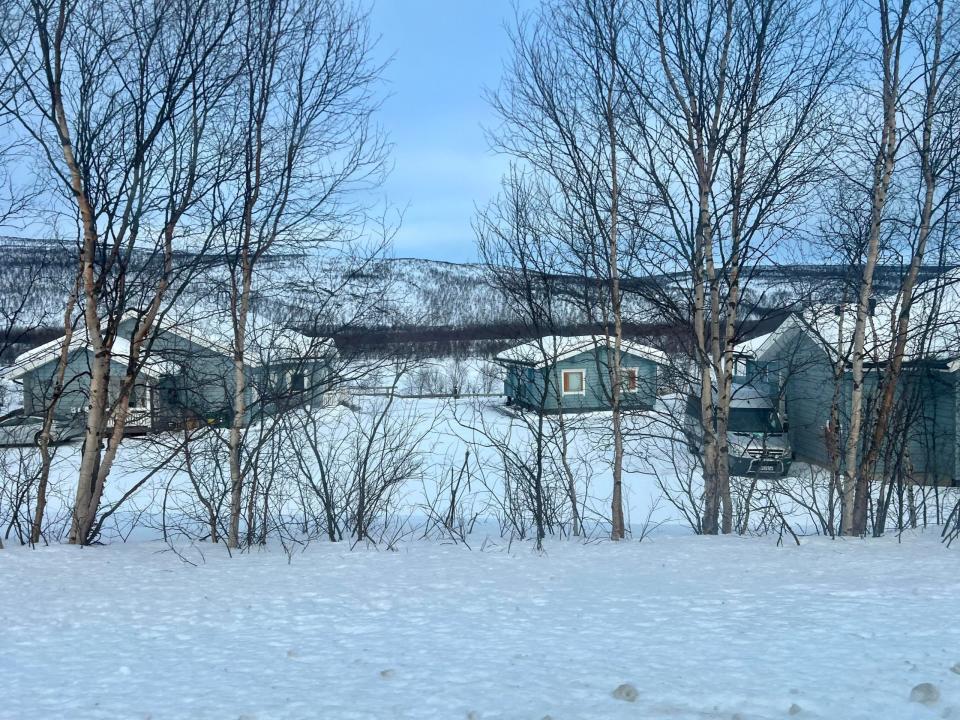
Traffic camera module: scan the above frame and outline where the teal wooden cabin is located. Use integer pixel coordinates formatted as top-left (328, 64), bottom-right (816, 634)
top-left (1, 310), bottom-right (337, 434)
top-left (741, 306), bottom-right (960, 486)
top-left (495, 335), bottom-right (666, 414)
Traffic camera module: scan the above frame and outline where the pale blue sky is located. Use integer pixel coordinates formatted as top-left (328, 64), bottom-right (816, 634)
top-left (368, 1), bottom-right (528, 262)
top-left (3, 2), bottom-right (526, 261)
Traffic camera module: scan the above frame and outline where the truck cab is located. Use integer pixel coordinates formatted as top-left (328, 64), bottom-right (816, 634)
top-left (685, 382), bottom-right (794, 478)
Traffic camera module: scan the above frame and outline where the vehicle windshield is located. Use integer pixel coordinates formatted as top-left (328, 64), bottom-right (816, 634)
top-left (728, 407), bottom-right (782, 434)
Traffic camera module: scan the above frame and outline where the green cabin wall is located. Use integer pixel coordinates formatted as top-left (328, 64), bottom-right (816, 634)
top-left (900, 368), bottom-right (956, 482)
top-left (20, 321), bottom-right (331, 429)
top-left (146, 326), bottom-right (244, 424)
top-left (22, 348), bottom-right (151, 421)
top-left (768, 329), bottom-right (835, 467)
top-left (504, 348), bottom-right (659, 414)
top-left (250, 359), bottom-right (330, 418)
top-left (759, 326), bottom-right (958, 483)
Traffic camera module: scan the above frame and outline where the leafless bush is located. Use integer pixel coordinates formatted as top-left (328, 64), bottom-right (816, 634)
top-left (418, 450), bottom-right (482, 545)
top-left (0, 446), bottom-right (73, 546)
top-left (453, 400), bottom-right (594, 549)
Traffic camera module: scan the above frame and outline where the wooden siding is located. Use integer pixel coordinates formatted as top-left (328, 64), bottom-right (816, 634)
top-left (775, 330), bottom-right (835, 467)
top-left (22, 348), bottom-right (148, 421)
top-left (19, 324), bottom-right (331, 430)
top-left (505, 348), bottom-right (659, 414)
top-left (142, 323), bottom-right (242, 421)
top-left (901, 368), bottom-right (956, 482)
top-left (762, 326), bottom-right (959, 482)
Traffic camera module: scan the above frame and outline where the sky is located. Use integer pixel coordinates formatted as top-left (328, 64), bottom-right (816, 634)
top-left (1, 1), bottom-right (527, 263)
top-left (367, 1), bottom-right (529, 263)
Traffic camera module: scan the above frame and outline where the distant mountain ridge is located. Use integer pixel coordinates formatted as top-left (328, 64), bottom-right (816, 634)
top-left (0, 236), bottom-right (954, 334)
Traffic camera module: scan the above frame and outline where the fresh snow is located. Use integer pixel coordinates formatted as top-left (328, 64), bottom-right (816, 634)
top-left (752, 268), bottom-right (960, 367)
top-left (494, 335), bottom-right (668, 367)
top-left (2, 532), bottom-right (959, 720)
top-left (2, 395), bottom-right (958, 719)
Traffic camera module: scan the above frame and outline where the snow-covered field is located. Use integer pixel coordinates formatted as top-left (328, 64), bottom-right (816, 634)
top-left (2, 393), bottom-right (958, 719)
top-left (2, 530), bottom-right (958, 719)
top-left (4, 395), bottom-right (684, 544)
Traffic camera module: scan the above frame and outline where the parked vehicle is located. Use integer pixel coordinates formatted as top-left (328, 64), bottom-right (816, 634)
top-left (0, 411), bottom-right (86, 447)
top-left (684, 382), bottom-right (794, 478)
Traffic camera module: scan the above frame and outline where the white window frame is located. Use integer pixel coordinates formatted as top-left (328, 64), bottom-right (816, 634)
top-left (622, 367), bottom-right (640, 393)
top-left (561, 368), bottom-right (586, 396)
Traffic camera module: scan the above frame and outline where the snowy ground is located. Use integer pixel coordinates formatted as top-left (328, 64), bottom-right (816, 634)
top-left (9, 395), bottom-right (685, 543)
top-left (3, 391), bottom-right (958, 719)
top-left (2, 530), bottom-right (958, 719)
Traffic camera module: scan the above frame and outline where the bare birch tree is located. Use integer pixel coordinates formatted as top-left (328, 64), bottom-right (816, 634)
top-left (215, 0), bottom-right (387, 548)
top-left (844, 0), bottom-right (960, 535)
top-left (0, 0), bottom-right (241, 544)
top-left (840, 0), bottom-right (912, 535)
top-left (620, 0), bottom-right (853, 533)
top-left (490, 0), bottom-right (634, 539)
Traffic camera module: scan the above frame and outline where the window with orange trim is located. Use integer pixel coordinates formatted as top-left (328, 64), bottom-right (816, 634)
top-left (562, 369), bottom-right (585, 394)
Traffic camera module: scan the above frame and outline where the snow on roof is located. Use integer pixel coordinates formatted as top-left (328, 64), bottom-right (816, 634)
top-left (1, 331), bottom-right (176, 381)
top-left (734, 332), bottom-right (775, 359)
top-left (147, 309), bottom-right (335, 367)
top-left (495, 335), bottom-right (667, 368)
top-left (1, 310), bottom-right (335, 382)
top-left (753, 269), bottom-right (960, 368)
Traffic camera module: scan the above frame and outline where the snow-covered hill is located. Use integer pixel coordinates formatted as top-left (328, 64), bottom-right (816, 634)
top-left (0, 236), bottom-right (954, 343)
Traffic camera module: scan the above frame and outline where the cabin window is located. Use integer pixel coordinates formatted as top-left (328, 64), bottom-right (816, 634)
top-left (290, 372), bottom-right (305, 392)
top-left (562, 369), bottom-right (585, 395)
top-left (622, 367), bottom-right (640, 392)
top-left (732, 355), bottom-right (750, 377)
top-left (129, 384), bottom-right (149, 410)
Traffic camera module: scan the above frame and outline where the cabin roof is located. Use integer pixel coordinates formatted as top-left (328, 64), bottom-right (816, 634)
top-left (734, 331), bottom-right (775, 358)
top-left (0, 333), bottom-right (176, 381)
top-left (0, 310), bottom-right (335, 382)
top-left (740, 269), bottom-right (960, 370)
top-left (495, 335), bottom-right (667, 368)
top-left (142, 309), bottom-right (335, 366)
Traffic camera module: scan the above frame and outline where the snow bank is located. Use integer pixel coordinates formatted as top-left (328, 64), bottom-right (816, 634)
top-left (2, 531), bottom-right (958, 719)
